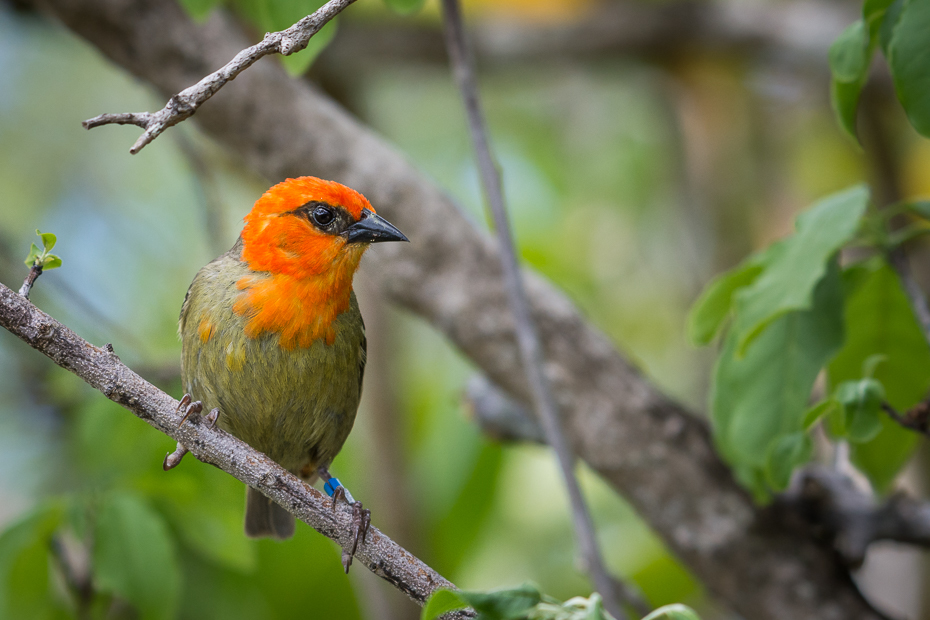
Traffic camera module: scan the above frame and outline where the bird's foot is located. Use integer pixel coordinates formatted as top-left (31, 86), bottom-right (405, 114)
top-left (177, 394), bottom-right (202, 427)
top-left (176, 394), bottom-right (220, 428)
top-left (165, 397), bottom-right (220, 470)
top-left (319, 468), bottom-right (370, 573)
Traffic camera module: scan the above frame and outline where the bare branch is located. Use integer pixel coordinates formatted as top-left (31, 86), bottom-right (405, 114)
top-left (440, 3), bottom-right (648, 617)
top-left (784, 467), bottom-right (930, 568)
top-left (19, 263), bottom-right (43, 298)
top-left (82, 0), bottom-right (357, 154)
top-left (0, 279), bottom-right (467, 614)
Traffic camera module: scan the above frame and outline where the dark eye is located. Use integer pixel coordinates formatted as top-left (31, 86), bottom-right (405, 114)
top-left (311, 206), bottom-right (335, 227)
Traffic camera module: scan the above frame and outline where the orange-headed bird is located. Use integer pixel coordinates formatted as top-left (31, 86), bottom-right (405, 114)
top-left (178, 177), bottom-right (407, 567)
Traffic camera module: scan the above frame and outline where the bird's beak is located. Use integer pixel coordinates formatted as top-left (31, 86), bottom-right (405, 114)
top-left (343, 209), bottom-right (409, 244)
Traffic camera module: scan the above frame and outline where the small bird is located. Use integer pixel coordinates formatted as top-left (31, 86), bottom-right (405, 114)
top-left (177, 176), bottom-right (407, 567)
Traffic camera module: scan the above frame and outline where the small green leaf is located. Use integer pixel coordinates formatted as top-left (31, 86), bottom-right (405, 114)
top-left (831, 77), bottom-right (866, 141)
top-left (42, 255), bottom-right (62, 270)
top-left (641, 604), bottom-right (702, 620)
top-left (829, 21), bottom-right (870, 82)
top-left (879, 0), bottom-right (905, 56)
top-left (93, 493), bottom-right (180, 620)
top-left (24, 243), bottom-right (41, 267)
top-left (765, 432), bottom-right (813, 491)
top-left (459, 584), bottom-right (542, 619)
top-left (733, 185), bottom-right (869, 355)
top-left (888, 0), bottom-right (930, 137)
top-left (687, 259), bottom-right (765, 346)
top-left (383, 0), bottom-right (427, 15)
top-left (36, 230), bottom-right (56, 252)
top-left (834, 379), bottom-right (885, 443)
top-left (584, 593), bottom-right (607, 620)
top-left (802, 399), bottom-right (840, 431)
top-left (421, 589), bottom-right (468, 620)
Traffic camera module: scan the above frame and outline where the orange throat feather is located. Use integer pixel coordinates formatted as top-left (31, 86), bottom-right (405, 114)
top-left (232, 211), bottom-right (368, 350)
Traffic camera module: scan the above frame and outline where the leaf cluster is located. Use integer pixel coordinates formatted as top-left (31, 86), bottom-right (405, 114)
top-left (24, 229), bottom-right (62, 271)
top-left (689, 186), bottom-right (930, 498)
top-left (420, 584), bottom-right (701, 620)
top-left (830, 0), bottom-right (930, 141)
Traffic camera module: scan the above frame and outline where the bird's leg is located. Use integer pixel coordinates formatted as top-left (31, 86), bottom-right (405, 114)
top-left (318, 466), bottom-right (370, 573)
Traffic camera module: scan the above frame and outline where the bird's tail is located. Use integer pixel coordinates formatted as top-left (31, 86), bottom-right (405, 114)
top-left (245, 487), bottom-right (295, 539)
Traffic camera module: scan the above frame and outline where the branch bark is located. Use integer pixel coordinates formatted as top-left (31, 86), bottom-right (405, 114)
top-left (0, 281), bottom-right (465, 613)
top-left (31, 0), bottom-right (886, 618)
top-left (82, 0), bottom-right (357, 154)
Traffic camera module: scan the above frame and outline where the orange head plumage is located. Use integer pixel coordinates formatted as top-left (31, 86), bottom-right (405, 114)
top-left (232, 177), bottom-right (407, 349)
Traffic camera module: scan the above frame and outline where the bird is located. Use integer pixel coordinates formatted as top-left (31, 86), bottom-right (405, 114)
top-left (175, 176), bottom-right (407, 569)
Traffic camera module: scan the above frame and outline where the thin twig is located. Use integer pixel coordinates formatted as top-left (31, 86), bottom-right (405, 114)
top-left (19, 262), bottom-right (42, 298)
top-left (82, 0), bottom-right (357, 154)
top-left (440, 3), bottom-right (649, 618)
top-left (0, 279), bottom-right (469, 615)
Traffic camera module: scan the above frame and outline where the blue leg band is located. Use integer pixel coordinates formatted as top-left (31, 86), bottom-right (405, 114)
top-left (324, 478), bottom-right (343, 497)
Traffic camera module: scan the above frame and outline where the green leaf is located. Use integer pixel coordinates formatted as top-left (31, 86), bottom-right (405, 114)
top-left (733, 185), bottom-right (869, 355)
top-left (828, 259), bottom-right (930, 489)
top-left (421, 589), bottom-right (469, 620)
top-left (42, 255), bottom-right (62, 270)
top-left (687, 259), bottom-right (765, 346)
top-left (829, 21), bottom-right (870, 82)
top-left (93, 493), bottom-right (180, 620)
top-left (711, 261), bottom-right (844, 485)
top-left (36, 230), bottom-right (56, 252)
top-left (831, 77), bottom-right (866, 141)
top-left (177, 0), bottom-right (224, 20)
top-left (765, 432), bottom-right (813, 491)
top-left (641, 604), bottom-right (702, 620)
top-left (888, 0), bottom-right (930, 137)
top-left (834, 379), bottom-right (885, 443)
top-left (864, 0), bottom-right (896, 22)
top-left (24, 242), bottom-right (41, 267)
top-left (459, 584), bottom-right (542, 619)
top-left (879, 0), bottom-right (905, 56)
top-left (383, 0), bottom-right (427, 15)
top-left (0, 503), bottom-right (65, 620)
top-left (802, 399), bottom-right (840, 431)
top-left (584, 593), bottom-right (607, 620)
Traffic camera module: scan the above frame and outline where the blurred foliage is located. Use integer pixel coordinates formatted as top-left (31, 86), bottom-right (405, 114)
top-left (3, 0), bottom-right (930, 618)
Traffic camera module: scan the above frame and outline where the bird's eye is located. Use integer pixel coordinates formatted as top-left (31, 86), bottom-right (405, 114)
top-left (311, 206), bottom-right (335, 227)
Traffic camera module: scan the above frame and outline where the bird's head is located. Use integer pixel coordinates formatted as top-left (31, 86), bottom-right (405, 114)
top-left (240, 176), bottom-right (408, 280)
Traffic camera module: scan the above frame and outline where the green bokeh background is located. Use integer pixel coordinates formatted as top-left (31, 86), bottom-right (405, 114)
top-left (0, 2), bottom-right (895, 618)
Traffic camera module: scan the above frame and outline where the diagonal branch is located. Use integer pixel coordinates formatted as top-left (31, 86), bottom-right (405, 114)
top-left (0, 280), bottom-right (467, 615)
top-left (82, 0), bottom-right (357, 154)
top-left (440, 2), bottom-right (646, 618)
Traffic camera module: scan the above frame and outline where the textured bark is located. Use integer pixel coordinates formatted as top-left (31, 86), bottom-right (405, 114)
top-left (32, 0), bottom-right (883, 617)
top-left (0, 281), bottom-right (466, 612)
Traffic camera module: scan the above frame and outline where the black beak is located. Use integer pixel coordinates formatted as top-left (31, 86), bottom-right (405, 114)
top-left (343, 209), bottom-right (409, 244)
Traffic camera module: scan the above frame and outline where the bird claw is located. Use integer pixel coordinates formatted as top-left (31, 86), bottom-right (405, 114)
top-left (163, 442), bottom-right (189, 470)
top-left (205, 408), bottom-right (220, 428)
top-left (176, 394), bottom-right (204, 427)
top-left (328, 481), bottom-right (370, 573)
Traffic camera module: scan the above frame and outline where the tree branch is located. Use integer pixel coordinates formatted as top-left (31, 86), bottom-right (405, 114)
top-left (81, 0), bottom-right (357, 154)
top-left (784, 467), bottom-right (930, 568)
top-left (0, 280), bottom-right (466, 614)
top-left (440, 3), bottom-right (646, 617)
top-left (32, 0), bottom-right (888, 617)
